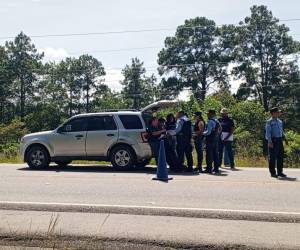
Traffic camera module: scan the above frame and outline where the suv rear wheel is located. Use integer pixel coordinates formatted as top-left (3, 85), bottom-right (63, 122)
top-left (111, 145), bottom-right (136, 170)
top-left (26, 145), bottom-right (50, 169)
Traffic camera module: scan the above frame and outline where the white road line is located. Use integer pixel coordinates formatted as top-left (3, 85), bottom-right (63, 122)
top-left (1, 200), bottom-right (300, 216)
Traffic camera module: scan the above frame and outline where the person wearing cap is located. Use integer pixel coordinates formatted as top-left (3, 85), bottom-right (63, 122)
top-left (175, 111), bottom-right (194, 172)
top-left (193, 112), bottom-right (206, 172)
top-left (203, 109), bottom-right (221, 174)
top-left (147, 117), bottom-right (166, 165)
top-left (265, 107), bottom-right (288, 178)
top-left (218, 108), bottom-right (235, 169)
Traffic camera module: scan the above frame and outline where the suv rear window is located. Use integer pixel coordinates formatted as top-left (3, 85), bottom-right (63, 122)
top-left (119, 115), bottom-right (143, 130)
top-left (88, 116), bottom-right (117, 131)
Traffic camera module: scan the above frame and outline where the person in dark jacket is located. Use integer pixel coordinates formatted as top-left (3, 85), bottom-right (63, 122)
top-left (158, 117), bottom-right (166, 130)
top-left (164, 113), bottom-right (181, 172)
top-left (203, 110), bottom-right (221, 174)
top-left (175, 111), bottom-right (194, 172)
top-left (147, 117), bottom-right (166, 165)
top-left (193, 112), bottom-right (205, 172)
top-left (165, 113), bottom-right (177, 152)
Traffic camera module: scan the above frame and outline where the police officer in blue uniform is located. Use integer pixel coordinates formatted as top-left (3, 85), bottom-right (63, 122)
top-left (203, 110), bottom-right (221, 174)
top-left (265, 107), bottom-right (288, 178)
top-left (175, 111), bottom-right (194, 172)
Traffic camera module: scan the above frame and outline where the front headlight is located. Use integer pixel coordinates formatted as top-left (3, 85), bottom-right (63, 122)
top-left (19, 137), bottom-right (24, 143)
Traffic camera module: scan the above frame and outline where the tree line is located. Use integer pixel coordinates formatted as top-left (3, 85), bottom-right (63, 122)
top-left (0, 5), bottom-right (300, 133)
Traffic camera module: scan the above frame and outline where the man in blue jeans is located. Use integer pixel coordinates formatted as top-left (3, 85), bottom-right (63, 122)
top-left (218, 108), bottom-right (235, 169)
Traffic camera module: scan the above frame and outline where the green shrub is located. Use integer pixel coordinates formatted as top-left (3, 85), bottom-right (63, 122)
top-left (0, 143), bottom-right (19, 159)
top-left (234, 129), bottom-right (262, 158)
top-left (285, 131), bottom-right (300, 168)
top-left (0, 119), bottom-right (28, 144)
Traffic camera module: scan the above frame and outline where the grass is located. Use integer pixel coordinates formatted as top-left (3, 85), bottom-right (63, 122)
top-left (0, 155), bottom-right (23, 164)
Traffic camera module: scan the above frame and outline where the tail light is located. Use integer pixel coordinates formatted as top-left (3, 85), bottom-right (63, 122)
top-left (141, 132), bottom-right (149, 143)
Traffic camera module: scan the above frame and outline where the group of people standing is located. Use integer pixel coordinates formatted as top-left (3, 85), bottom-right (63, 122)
top-left (146, 108), bottom-right (235, 174)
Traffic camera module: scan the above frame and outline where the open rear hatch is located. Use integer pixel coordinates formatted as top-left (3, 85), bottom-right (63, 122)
top-left (141, 100), bottom-right (179, 114)
top-left (140, 100), bottom-right (179, 143)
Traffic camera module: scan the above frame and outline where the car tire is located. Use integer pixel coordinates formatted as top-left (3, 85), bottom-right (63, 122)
top-left (26, 145), bottom-right (50, 169)
top-left (110, 145), bottom-right (136, 170)
top-left (54, 161), bottom-right (72, 167)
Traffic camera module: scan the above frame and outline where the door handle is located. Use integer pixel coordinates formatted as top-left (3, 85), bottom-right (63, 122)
top-left (106, 134), bottom-right (115, 137)
top-left (75, 134), bottom-right (84, 139)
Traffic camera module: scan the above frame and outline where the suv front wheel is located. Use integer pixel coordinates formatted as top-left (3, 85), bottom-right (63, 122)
top-left (26, 145), bottom-right (50, 169)
top-left (111, 145), bottom-right (136, 170)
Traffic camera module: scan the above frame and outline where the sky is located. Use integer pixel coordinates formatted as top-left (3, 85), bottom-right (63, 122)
top-left (1, 0), bottom-right (300, 98)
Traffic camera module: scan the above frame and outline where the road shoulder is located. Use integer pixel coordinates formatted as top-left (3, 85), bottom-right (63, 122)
top-left (0, 210), bottom-right (300, 249)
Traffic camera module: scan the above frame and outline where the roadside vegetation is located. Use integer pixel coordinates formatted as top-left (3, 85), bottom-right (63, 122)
top-left (0, 5), bottom-right (299, 167)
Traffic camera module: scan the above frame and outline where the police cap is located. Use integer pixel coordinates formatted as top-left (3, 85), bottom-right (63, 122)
top-left (269, 107), bottom-right (280, 113)
top-left (194, 111), bottom-right (202, 117)
top-left (207, 109), bottom-right (216, 115)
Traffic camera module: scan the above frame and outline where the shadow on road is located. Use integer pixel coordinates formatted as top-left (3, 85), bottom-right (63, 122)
top-left (17, 165), bottom-right (232, 177)
top-left (18, 165), bottom-right (157, 174)
top-left (278, 176), bottom-right (298, 182)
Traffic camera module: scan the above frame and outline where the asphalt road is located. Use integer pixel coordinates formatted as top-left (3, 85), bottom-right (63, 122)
top-left (1, 164), bottom-right (300, 249)
top-left (0, 164), bottom-right (299, 213)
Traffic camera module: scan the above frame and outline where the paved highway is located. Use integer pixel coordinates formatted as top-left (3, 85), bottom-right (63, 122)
top-left (0, 164), bottom-right (299, 213)
top-left (1, 164), bottom-right (300, 249)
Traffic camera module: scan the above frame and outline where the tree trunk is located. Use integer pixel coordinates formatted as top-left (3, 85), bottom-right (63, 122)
top-left (262, 89), bottom-right (269, 112)
top-left (200, 82), bottom-right (206, 102)
top-left (195, 79), bottom-right (207, 103)
top-left (0, 99), bottom-right (3, 123)
top-left (69, 90), bottom-right (73, 117)
top-left (259, 46), bottom-right (269, 112)
top-left (20, 78), bottom-right (25, 121)
top-left (133, 79), bottom-right (138, 109)
top-left (86, 78), bottom-right (90, 113)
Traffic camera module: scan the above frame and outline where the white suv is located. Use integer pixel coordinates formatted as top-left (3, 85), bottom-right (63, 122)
top-left (20, 101), bottom-right (177, 170)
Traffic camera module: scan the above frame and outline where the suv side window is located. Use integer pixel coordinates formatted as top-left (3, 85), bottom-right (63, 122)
top-left (63, 117), bottom-right (88, 132)
top-left (88, 116), bottom-right (117, 131)
top-left (119, 115), bottom-right (143, 130)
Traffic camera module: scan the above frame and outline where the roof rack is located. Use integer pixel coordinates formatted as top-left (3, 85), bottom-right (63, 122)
top-left (102, 109), bottom-right (139, 112)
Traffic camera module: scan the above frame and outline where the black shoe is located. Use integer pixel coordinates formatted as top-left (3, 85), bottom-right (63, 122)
top-left (204, 169), bottom-right (213, 174)
top-left (278, 173), bottom-right (287, 178)
top-left (185, 168), bottom-right (194, 173)
top-left (271, 174), bottom-right (278, 178)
